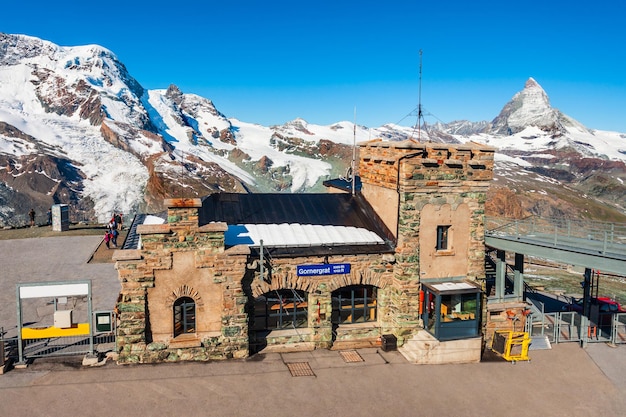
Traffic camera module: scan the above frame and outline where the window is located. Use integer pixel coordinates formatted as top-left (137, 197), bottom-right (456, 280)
top-left (253, 290), bottom-right (308, 331)
top-left (440, 293), bottom-right (477, 322)
top-left (422, 282), bottom-right (481, 341)
top-left (173, 297), bottom-right (196, 337)
top-left (436, 225), bottom-right (451, 251)
top-left (332, 285), bottom-right (377, 324)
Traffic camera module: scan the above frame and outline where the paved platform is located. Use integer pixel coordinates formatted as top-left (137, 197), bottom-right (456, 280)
top-left (1, 235), bottom-right (625, 416)
top-left (0, 236), bottom-right (120, 339)
top-left (0, 344), bottom-right (624, 416)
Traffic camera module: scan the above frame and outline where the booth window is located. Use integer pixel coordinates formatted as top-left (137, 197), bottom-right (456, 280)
top-left (436, 225), bottom-right (450, 251)
top-left (332, 285), bottom-right (377, 324)
top-left (254, 290), bottom-right (308, 331)
top-left (422, 281), bottom-right (481, 341)
top-left (173, 296), bottom-right (196, 337)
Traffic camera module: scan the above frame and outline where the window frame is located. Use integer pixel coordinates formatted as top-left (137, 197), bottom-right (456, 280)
top-left (331, 285), bottom-right (377, 325)
top-left (173, 296), bottom-right (196, 337)
top-left (436, 225), bottom-right (451, 251)
top-left (253, 290), bottom-right (308, 331)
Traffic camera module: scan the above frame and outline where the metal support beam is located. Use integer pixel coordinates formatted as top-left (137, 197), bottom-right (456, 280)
top-left (495, 250), bottom-right (506, 300)
top-left (514, 253), bottom-right (524, 300)
top-left (582, 268), bottom-right (592, 319)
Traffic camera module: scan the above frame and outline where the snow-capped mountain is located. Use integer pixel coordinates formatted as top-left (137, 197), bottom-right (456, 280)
top-left (445, 78), bottom-right (626, 220)
top-left (1, 33), bottom-right (625, 227)
top-left (490, 77), bottom-right (565, 135)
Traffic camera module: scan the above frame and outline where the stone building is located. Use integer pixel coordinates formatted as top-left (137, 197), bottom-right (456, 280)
top-left (113, 139), bottom-right (496, 364)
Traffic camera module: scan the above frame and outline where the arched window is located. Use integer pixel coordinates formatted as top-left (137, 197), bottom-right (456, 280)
top-left (253, 290), bottom-right (308, 331)
top-left (332, 285), bottom-right (377, 324)
top-left (173, 296), bottom-right (196, 337)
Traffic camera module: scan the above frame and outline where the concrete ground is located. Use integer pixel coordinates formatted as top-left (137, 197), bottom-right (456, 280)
top-left (1, 235), bottom-right (625, 416)
top-left (0, 344), bottom-right (625, 417)
top-left (0, 235), bottom-right (120, 339)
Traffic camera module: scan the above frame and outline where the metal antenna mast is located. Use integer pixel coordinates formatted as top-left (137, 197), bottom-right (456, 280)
top-left (418, 49), bottom-right (423, 141)
top-left (351, 106), bottom-right (357, 196)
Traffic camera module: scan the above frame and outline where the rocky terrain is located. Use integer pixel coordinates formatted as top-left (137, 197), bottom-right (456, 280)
top-left (1, 34), bottom-right (625, 227)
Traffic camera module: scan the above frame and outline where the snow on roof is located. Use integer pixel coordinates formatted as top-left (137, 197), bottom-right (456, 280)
top-left (143, 214), bottom-right (166, 225)
top-left (432, 282), bottom-right (476, 291)
top-left (426, 281), bottom-right (481, 294)
top-left (224, 223), bottom-right (384, 248)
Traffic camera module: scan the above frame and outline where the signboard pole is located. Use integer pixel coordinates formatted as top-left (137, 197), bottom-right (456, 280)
top-left (15, 285), bottom-right (24, 364)
top-left (87, 281), bottom-right (94, 356)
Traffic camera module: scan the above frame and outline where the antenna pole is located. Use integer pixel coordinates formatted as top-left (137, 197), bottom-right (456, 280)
top-left (351, 106), bottom-right (357, 196)
top-left (418, 49), bottom-right (423, 141)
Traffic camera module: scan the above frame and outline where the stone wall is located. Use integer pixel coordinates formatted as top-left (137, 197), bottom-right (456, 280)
top-left (115, 198), bottom-right (250, 364)
top-left (358, 139), bottom-right (495, 343)
top-left (115, 198), bottom-right (403, 362)
top-left (247, 252), bottom-right (396, 350)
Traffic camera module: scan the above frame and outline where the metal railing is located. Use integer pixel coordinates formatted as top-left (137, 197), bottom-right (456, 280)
top-left (526, 311), bottom-right (626, 345)
top-left (485, 216), bottom-right (626, 255)
top-left (2, 311), bottom-right (117, 365)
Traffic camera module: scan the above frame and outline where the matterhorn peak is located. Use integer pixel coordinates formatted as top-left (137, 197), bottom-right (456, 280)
top-left (489, 77), bottom-right (561, 135)
top-left (525, 77), bottom-right (540, 89)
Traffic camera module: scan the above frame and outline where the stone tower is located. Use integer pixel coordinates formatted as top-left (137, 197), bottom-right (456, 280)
top-left (357, 139), bottom-right (495, 344)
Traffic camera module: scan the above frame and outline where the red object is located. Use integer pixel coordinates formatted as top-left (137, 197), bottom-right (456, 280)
top-left (565, 297), bottom-right (625, 313)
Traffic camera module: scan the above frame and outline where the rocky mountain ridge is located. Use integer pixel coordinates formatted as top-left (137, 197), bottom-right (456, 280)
top-left (0, 33), bottom-right (625, 227)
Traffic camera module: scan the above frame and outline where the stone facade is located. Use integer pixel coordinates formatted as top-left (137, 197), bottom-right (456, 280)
top-left (114, 139), bottom-right (497, 364)
top-left (115, 200), bottom-right (250, 363)
top-left (359, 139), bottom-right (494, 345)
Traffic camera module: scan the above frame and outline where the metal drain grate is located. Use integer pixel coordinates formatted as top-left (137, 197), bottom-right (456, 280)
top-left (339, 350), bottom-right (364, 363)
top-left (286, 362), bottom-right (315, 377)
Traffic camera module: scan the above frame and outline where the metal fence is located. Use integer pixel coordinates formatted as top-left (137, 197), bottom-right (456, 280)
top-left (1, 311), bottom-right (116, 365)
top-left (485, 215), bottom-right (626, 255)
top-left (20, 333), bottom-right (116, 359)
top-left (526, 311), bottom-right (626, 345)
top-left (611, 313), bottom-right (626, 345)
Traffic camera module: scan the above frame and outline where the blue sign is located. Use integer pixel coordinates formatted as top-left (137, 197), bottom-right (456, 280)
top-left (297, 263), bottom-right (351, 277)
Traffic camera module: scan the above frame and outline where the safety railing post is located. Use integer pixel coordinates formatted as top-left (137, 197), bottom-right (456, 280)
top-left (581, 315), bottom-right (588, 348)
top-left (610, 223), bottom-right (614, 245)
top-left (554, 224), bottom-right (558, 246)
top-left (610, 315), bottom-right (616, 345)
top-left (553, 312), bottom-right (559, 343)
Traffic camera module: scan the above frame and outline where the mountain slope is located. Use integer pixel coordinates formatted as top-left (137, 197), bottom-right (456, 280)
top-left (1, 34), bottom-right (625, 227)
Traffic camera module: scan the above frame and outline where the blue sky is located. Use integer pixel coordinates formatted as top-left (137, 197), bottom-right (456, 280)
top-left (3, 0), bottom-right (626, 131)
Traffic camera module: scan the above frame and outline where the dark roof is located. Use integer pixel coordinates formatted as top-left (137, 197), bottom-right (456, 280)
top-left (322, 176), bottom-right (362, 193)
top-left (201, 192), bottom-right (376, 228)
top-left (200, 192), bottom-right (395, 257)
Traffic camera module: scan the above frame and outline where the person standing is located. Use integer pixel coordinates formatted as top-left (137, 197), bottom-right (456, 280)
top-left (46, 208), bottom-right (52, 226)
top-left (104, 230), bottom-right (111, 249)
top-left (28, 208), bottom-right (35, 227)
top-left (111, 228), bottom-right (119, 248)
top-left (114, 212), bottom-right (122, 231)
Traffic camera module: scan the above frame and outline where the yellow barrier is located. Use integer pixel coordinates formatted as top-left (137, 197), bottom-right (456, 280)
top-left (21, 323), bottom-right (90, 339)
top-left (491, 330), bottom-right (531, 362)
